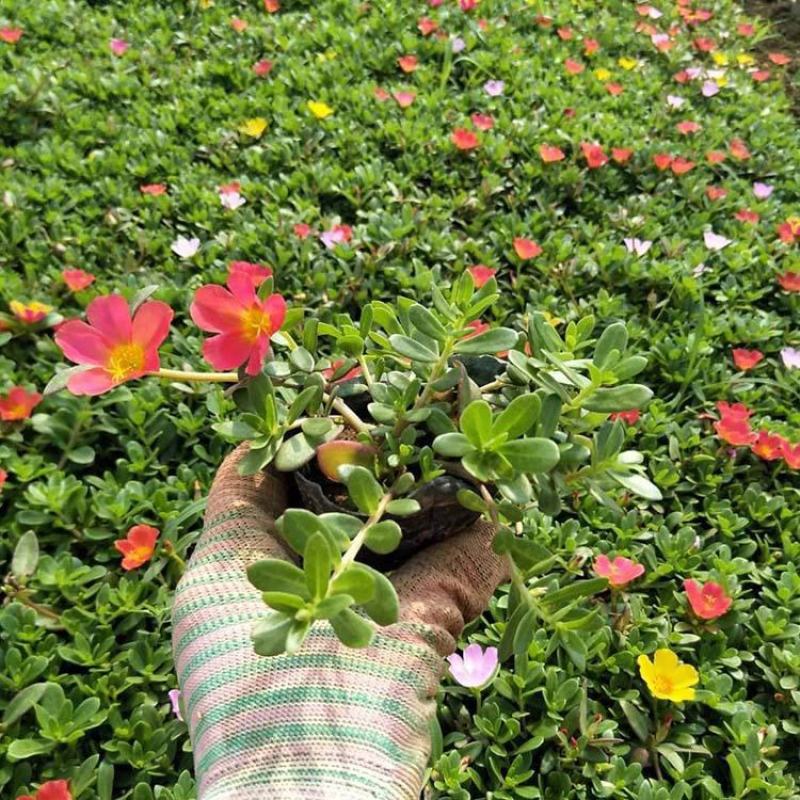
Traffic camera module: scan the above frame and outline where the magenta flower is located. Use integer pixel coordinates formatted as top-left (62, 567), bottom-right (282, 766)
top-left (593, 554), bottom-right (645, 588)
top-left (168, 689), bottom-right (184, 721)
top-left (110, 38), bottom-right (129, 56)
top-left (447, 643), bottom-right (499, 688)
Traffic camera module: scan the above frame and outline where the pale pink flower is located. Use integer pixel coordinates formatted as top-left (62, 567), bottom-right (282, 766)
top-left (447, 643), bottom-right (499, 688)
top-left (704, 231), bottom-right (732, 251)
top-left (753, 182), bottom-right (773, 200)
top-left (623, 238), bottom-right (653, 257)
top-left (781, 347), bottom-right (800, 369)
top-left (171, 236), bottom-right (200, 258)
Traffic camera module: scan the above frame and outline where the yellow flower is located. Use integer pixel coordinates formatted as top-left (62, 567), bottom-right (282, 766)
top-left (238, 118), bottom-right (268, 138)
top-left (737, 53), bottom-right (755, 66)
top-left (618, 57), bottom-right (637, 71)
top-left (717, 75), bottom-right (728, 87)
top-left (638, 649), bottom-right (698, 703)
top-left (594, 68), bottom-right (612, 81)
top-left (307, 100), bottom-right (334, 119)
top-left (199, 0), bottom-right (213, 7)
top-left (543, 311), bottom-right (563, 327)
top-left (712, 52), bottom-right (729, 66)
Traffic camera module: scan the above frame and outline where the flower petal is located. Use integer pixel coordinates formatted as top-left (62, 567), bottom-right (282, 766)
top-left (653, 648), bottom-right (679, 672)
top-left (202, 332), bottom-right (253, 371)
top-left (66, 367), bottom-right (115, 396)
top-left (263, 293), bottom-right (287, 331)
top-left (672, 664), bottom-right (699, 688)
top-left (86, 294), bottom-right (133, 342)
top-left (190, 286), bottom-right (244, 333)
top-left (54, 320), bottom-right (112, 366)
top-left (132, 300), bottom-right (174, 353)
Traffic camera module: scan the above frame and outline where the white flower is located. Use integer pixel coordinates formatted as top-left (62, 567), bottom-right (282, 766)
top-left (703, 231), bottom-right (732, 251)
top-left (623, 238), bottom-right (653, 257)
top-left (220, 191), bottom-right (246, 210)
top-left (171, 236), bottom-right (200, 258)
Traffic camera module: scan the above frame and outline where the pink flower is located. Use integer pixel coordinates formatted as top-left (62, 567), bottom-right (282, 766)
top-left (704, 231), bottom-right (732, 251)
top-left (1, 27), bottom-right (23, 44)
top-left (54, 295), bottom-right (173, 395)
top-left (168, 689), bottom-right (184, 721)
top-left (109, 38), bottom-right (129, 56)
top-left (446, 643), bottom-right (498, 688)
top-left (593, 555), bottom-right (645, 588)
top-left (62, 269), bottom-right (96, 292)
top-left (0, 387), bottom-right (42, 421)
top-left (228, 261), bottom-right (272, 287)
top-left (320, 224), bottom-right (353, 249)
top-left (393, 91), bottom-right (416, 108)
top-left (513, 237), bottom-right (542, 260)
top-left (732, 348), bottom-right (763, 370)
top-left (484, 79), bottom-right (505, 96)
top-left (471, 113), bottom-right (494, 131)
top-left (468, 265), bottom-right (497, 287)
top-left (253, 59), bottom-right (274, 76)
top-left (781, 347), bottom-right (800, 369)
top-left (452, 128), bottom-right (480, 151)
top-left (701, 80), bottom-right (719, 97)
top-left (140, 183), bottom-right (167, 195)
top-left (684, 579), bottom-right (732, 620)
top-left (753, 182), bottom-right (773, 200)
top-left (293, 223), bottom-right (312, 239)
top-left (190, 273), bottom-right (286, 375)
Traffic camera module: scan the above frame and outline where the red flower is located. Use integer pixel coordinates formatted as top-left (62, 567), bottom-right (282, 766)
top-left (114, 525), bottom-right (159, 571)
top-left (606, 83), bottom-right (624, 95)
top-left (190, 273), bottom-right (286, 375)
top-left (513, 238), bottom-right (542, 260)
top-left (674, 70), bottom-right (690, 84)
top-left (777, 218), bottom-right (800, 245)
top-left (676, 120), bottom-right (701, 135)
top-left (264, 0), bottom-right (280, 12)
top-left (564, 58), bottom-right (584, 75)
top-left (652, 153), bottom-right (673, 171)
top-left (717, 401), bottom-right (752, 422)
top-left (468, 265), bottom-right (497, 287)
top-left (752, 431), bottom-right (784, 461)
top-left (768, 52), bottom-right (791, 66)
top-left (671, 157), bottom-right (695, 175)
top-left (539, 144), bottom-right (565, 163)
top-left (418, 17), bottom-right (438, 35)
top-left (0, 468), bottom-right (7, 491)
top-left (230, 17), bottom-right (248, 32)
top-left (752, 70), bottom-right (770, 82)
top-left (321, 358), bottom-right (363, 384)
top-left (373, 86), bottom-right (390, 101)
top-left (0, 387), bottom-right (42, 422)
top-left (729, 139), bottom-right (750, 160)
top-left (228, 261), bottom-right (273, 287)
top-left (738, 23), bottom-right (755, 36)
top-left (594, 555), bottom-right (645, 588)
top-left (55, 295), bottom-right (173, 395)
top-left (713, 403), bottom-right (756, 446)
top-left (252, 59), bottom-right (274, 77)
top-left (732, 348), bottom-right (763, 370)
top-left (684, 579), bottom-right (732, 620)
top-left (777, 271), bottom-right (800, 292)
top-left (735, 209), bottom-right (759, 224)
top-left (693, 37), bottom-right (716, 52)
top-left (581, 142), bottom-right (608, 168)
top-left (782, 440), bottom-right (800, 469)
top-left (293, 222), bottom-right (312, 239)
top-left (463, 320), bottom-right (490, 339)
top-left (557, 27), bottom-right (572, 40)
top-left (705, 186), bottom-right (727, 201)
top-left (140, 183), bottom-right (167, 195)
top-left (706, 150), bottom-right (726, 164)
top-left (583, 37), bottom-right (599, 55)
top-left (0, 27), bottom-right (23, 44)
top-left (452, 128), bottom-right (479, 151)
top-left (610, 409), bottom-right (640, 425)
top-left (398, 55), bottom-right (418, 73)
top-left (471, 113), bottom-right (494, 131)
top-left (16, 780), bottom-right (72, 800)
top-left (62, 269), bottom-right (96, 292)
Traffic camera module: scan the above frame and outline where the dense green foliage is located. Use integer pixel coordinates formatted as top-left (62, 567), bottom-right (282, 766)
top-left (1, 0), bottom-right (799, 798)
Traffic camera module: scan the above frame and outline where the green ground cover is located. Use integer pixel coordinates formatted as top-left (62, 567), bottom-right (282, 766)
top-left (1, 0), bottom-right (799, 797)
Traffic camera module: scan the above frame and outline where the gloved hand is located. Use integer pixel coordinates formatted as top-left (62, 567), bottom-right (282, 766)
top-left (172, 445), bottom-right (507, 800)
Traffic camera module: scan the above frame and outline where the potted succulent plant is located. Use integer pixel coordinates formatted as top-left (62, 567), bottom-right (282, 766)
top-left (48, 270), bottom-right (660, 659)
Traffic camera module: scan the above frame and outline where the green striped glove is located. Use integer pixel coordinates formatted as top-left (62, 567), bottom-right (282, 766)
top-left (172, 446), bottom-right (507, 799)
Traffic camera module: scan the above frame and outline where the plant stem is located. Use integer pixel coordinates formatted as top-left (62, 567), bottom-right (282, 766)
top-left (155, 368), bottom-right (238, 383)
top-left (12, 592), bottom-right (62, 624)
top-left (357, 355), bottom-right (375, 390)
top-left (333, 491), bottom-right (393, 577)
top-left (326, 394), bottom-right (375, 434)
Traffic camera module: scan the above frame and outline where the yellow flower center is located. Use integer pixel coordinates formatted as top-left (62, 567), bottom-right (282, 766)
top-left (652, 675), bottom-right (674, 696)
top-left (240, 307), bottom-right (273, 343)
top-left (107, 343), bottom-right (146, 383)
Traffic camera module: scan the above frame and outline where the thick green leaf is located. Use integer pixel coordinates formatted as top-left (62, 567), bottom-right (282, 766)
top-left (251, 610), bottom-right (294, 656)
top-left (582, 385), bottom-right (653, 413)
top-left (247, 559), bottom-right (309, 598)
top-left (432, 432), bottom-right (472, 458)
top-left (454, 327), bottom-right (518, 354)
top-left (609, 471), bottom-right (663, 500)
top-left (388, 334), bottom-right (438, 363)
top-left (409, 304), bottom-right (447, 342)
top-left (361, 569), bottom-right (399, 626)
top-left (7, 738), bottom-right (55, 760)
top-left (593, 322), bottom-right (628, 367)
top-left (2, 683), bottom-right (47, 726)
top-left (304, 532), bottom-right (333, 600)
top-left (499, 438), bottom-right (560, 473)
top-left (261, 591), bottom-right (307, 613)
top-left (460, 400), bottom-right (493, 447)
top-left (274, 433), bottom-right (316, 471)
top-left (285, 619), bottom-right (312, 654)
top-left (620, 700), bottom-right (651, 742)
top-left (12, 531), bottom-right (39, 578)
top-left (330, 564), bottom-right (376, 603)
top-left (343, 465), bottom-right (384, 515)
top-left (330, 608), bottom-right (375, 648)
top-left (364, 520), bottom-right (402, 554)
top-left (315, 593), bottom-right (354, 619)
top-left (492, 394), bottom-right (541, 439)
top-left (385, 498), bottom-right (421, 516)
top-left (541, 578), bottom-right (608, 608)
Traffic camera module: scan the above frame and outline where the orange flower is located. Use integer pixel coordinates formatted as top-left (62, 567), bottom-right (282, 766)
top-left (564, 58), bottom-right (584, 75)
top-left (115, 525), bottom-right (159, 571)
top-left (10, 301), bottom-right (52, 324)
top-left (777, 218), bottom-right (800, 245)
top-left (610, 409), bottom-right (640, 425)
top-left (782, 440), bottom-right (800, 469)
top-left (418, 17), bottom-right (438, 35)
top-left (732, 348), bottom-right (763, 370)
top-left (539, 144), bottom-right (565, 163)
top-left (62, 269), bottom-right (96, 292)
top-left (581, 142), bottom-right (608, 168)
top-left (0, 26), bottom-right (23, 44)
top-left (684, 579), bottom-right (732, 620)
top-left (706, 186), bottom-right (727, 201)
top-left (729, 139), bottom-right (750, 160)
top-left (452, 128), bottom-right (479, 151)
top-left (0, 387), bottom-right (42, 421)
top-left (230, 17), bottom-right (248, 32)
top-left (735, 209), bottom-right (759, 224)
top-left (583, 37), bottom-right (599, 55)
top-left (676, 120), bottom-right (701, 135)
top-left (653, 153), bottom-right (673, 171)
top-left (397, 55), bottom-right (418, 73)
top-left (706, 150), bottom-right (726, 164)
top-left (17, 780), bottom-right (72, 800)
top-left (768, 52), bottom-right (791, 66)
top-left (140, 183), bottom-right (167, 195)
top-left (264, 0), bottom-right (280, 12)
top-left (513, 238), bottom-right (542, 260)
top-left (606, 83), bottom-right (624, 95)
top-left (671, 157), bottom-right (695, 175)
top-left (751, 431), bottom-right (785, 461)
